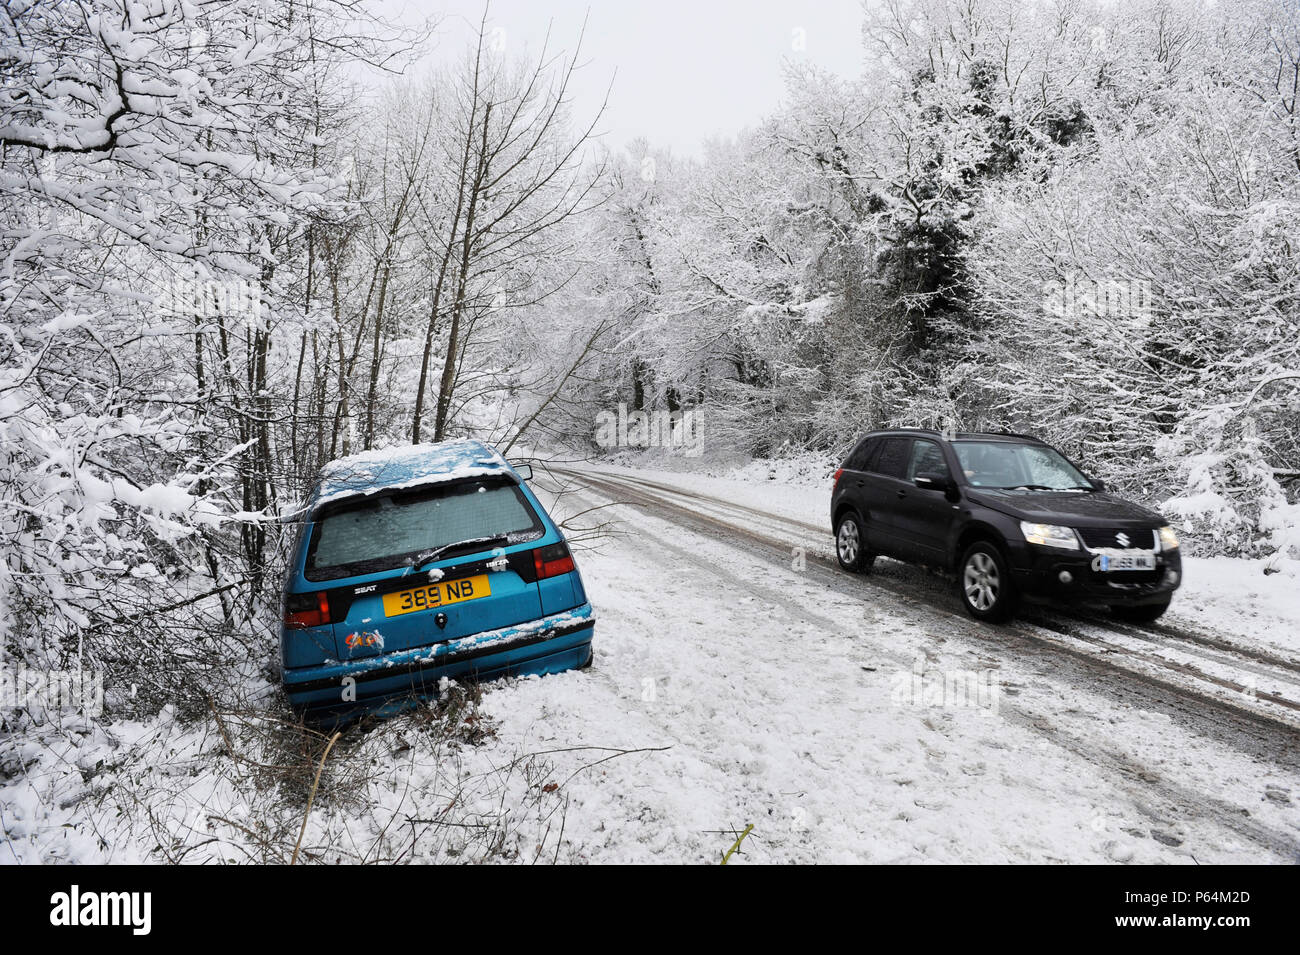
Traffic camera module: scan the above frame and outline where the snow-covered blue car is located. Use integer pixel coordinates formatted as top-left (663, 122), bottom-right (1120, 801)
top-left (279, 439), bottom-right (594, 723)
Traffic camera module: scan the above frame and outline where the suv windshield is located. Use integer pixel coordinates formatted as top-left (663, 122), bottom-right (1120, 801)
top-left (305, 477), bottom-right (544, 581)
top-left (952, 441), bottom-right (1093, 491)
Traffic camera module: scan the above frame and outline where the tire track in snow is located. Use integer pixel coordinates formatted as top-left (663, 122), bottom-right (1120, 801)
top-left (597, 468), bottom-right (1300, 678)
top-left (561, 466), bottom-right (1300, 736)
top-left (553, 466), bottom-right (1300, 861)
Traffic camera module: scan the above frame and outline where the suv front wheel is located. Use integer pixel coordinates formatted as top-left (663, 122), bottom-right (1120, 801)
top-left (835, 513), bottom-right (876, 574)
top-left (958, 541), bottom-right (1017, 622)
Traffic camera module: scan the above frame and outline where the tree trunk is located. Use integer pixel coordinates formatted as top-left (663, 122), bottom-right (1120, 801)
top-left (433, 102), bottom-right (493, 442)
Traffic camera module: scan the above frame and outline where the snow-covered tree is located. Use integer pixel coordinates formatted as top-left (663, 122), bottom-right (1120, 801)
top-left (0, 0), bottom-right (404, 703)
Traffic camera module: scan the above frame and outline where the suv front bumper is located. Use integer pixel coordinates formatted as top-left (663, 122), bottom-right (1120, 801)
top-left (1007, 542), bottom-right (1181, 607)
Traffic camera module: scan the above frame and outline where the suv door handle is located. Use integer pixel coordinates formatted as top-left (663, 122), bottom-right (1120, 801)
top-left (895, 489), bottom-right (907, 499)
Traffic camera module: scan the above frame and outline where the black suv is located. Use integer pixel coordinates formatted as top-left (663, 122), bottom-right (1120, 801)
top-left (830, 429), bottom-right (1181, 622)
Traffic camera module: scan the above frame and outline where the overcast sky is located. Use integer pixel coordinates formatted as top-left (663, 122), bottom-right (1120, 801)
top-left (374, 0), bottom-right (866, 157)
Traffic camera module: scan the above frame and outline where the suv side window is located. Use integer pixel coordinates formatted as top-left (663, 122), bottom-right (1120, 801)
top-left (907, 440), bottom-right (950, 481)
top-left (873, 437), bottom-right (911, 480)
top-left (845, 437), bottom-right (879, 471)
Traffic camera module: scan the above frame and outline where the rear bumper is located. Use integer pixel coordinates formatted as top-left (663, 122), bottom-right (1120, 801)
top-left (1008, 543), bottom-right (1182, 607)
top-left (282, 603), bottom-right (595, 721)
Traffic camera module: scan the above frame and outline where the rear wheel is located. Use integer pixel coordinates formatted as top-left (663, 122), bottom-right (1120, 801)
top-left (1110, 599), bottom-right (1171, 623)
top-left (835, 513), bottom-right (876, 574)
top-left (958, 541), bottom-right (1017, 622)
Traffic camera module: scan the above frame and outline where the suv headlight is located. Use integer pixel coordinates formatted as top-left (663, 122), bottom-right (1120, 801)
top-left (1158, 525), bottom-right (1179, 551)
top-left (1019, 521), bottom-right (1080, 550)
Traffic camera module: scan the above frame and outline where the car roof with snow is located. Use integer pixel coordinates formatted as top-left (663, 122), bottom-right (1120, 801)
top-left (863, 428), bottom-right (1045, 444)
top-left (306, 438), bottom-right (514, 513)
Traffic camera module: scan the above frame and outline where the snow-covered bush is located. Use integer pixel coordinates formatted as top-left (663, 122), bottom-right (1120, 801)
top-left (0, 0), bottom-right (365, 712)
top-left (1161, 411), bottom-right (1300, 559)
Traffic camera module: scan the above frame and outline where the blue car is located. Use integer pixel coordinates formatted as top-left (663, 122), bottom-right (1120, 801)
top-left (279, 439), bottom-right (595, 723)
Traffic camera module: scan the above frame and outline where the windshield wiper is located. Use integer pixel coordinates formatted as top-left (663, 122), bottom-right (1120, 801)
top-left (1003, 484), bottom-right (1057, 491)
top-left (409, 534), bottom-right (509, 574)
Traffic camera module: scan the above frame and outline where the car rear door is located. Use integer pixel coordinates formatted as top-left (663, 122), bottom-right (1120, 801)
top-left (856, 436), bottom-right (914, 558)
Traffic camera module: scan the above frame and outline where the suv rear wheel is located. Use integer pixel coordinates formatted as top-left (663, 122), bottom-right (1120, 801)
top-left (835, 513), bottom-right (876, 574)
top-left (958, 541), bottom-right (1017, 622)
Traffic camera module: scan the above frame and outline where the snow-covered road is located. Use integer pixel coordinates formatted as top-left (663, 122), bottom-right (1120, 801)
top-left (8, 462), bottom-right (1299, 865)
top-left (477, 463), bottom-right (1300, 863)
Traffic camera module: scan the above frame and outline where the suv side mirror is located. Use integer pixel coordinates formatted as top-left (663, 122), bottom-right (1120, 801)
top-left (914, 471), bottom-right (954, 494)
top-left (1090, 477), bottom-right (1106, 492)
top-left (513, 463), bottom-right (533, 482)
top-left (920, 472), bottom-right (961, 504)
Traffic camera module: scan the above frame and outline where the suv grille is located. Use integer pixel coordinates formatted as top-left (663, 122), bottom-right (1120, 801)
top-left (1077, 527), bottom-right (1155, 550)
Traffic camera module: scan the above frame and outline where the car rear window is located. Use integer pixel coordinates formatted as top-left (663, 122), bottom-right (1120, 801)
top-left (305, 478), bottom-right (545, 581)
top-left (845, 437), bottom-right (879, 471)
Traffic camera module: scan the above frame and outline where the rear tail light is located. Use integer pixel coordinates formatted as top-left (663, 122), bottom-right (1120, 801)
top-left (533, 542), bottom-right (575, 579)
top-left (283, 590), bottom-right (332, 629)
top-left (833, 468), bottom-right (843, 488)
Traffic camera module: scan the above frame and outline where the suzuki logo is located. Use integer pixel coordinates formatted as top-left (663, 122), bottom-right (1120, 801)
top-left (1115, 532), bottom-right (1130, 548)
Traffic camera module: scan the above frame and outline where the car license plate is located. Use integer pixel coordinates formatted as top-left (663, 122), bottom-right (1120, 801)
top-left (1098, 553), bottom-right (1156, 572)
top-left (382, 574), bottom-right (491, 617)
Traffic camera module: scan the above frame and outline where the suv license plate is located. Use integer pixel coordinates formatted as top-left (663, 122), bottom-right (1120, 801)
top-left (1099, 553), bottom-right (1156, 572)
